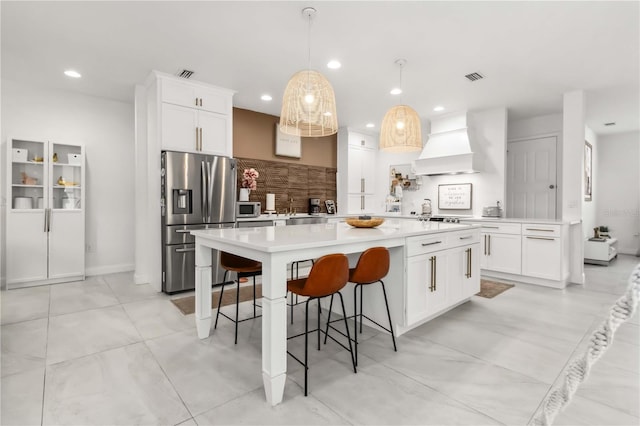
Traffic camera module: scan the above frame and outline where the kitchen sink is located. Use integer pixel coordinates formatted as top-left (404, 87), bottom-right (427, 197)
top-left (285, 216), bottom-right (328, 225)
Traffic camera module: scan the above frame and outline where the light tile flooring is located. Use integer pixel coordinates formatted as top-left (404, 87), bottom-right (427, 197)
top-left (1, 255), bottom-right (638, 425)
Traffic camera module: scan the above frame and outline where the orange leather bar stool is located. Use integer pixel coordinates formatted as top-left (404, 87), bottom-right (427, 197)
top-left (214, 252), bottom-right (262, 344)
top-left (287, 254), bottom-right (356, 396)
top-left (324, 247), bottom-right (397, 365)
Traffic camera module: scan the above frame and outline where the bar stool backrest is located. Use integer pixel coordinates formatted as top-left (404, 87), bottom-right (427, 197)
top-left (220, 252), bottom-right (261, 271)
top-left (302, 254), bottom-right (349, 297)
top-left (350, 247), bottom-right (390, 284)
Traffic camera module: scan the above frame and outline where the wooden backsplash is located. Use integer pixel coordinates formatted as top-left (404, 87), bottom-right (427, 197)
top-left (236, 158), bottom-right (337, 214)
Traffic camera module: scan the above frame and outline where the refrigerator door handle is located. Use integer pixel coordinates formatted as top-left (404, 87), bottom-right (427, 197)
top-left (206, 160), bottom-right (214, 224)
top-left (201, 161), bottom-right (208, 223)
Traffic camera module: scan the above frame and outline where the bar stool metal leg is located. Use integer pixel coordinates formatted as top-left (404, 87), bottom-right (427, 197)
top-left (214, 270), bottom-right (229, 329)
top-left (380, 280), bottom-right (397, 352)
top-left (338, 292), bottom-right (357, 373)
top-left (235, 275), bottom-right (240, 344)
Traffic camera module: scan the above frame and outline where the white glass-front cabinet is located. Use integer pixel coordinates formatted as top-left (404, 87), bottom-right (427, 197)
top-left (6, 138), bottom-right (85, 288)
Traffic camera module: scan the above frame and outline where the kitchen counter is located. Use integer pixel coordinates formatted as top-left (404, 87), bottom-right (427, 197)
top-left (191, 220), bottom-right (478, 406)
top-left (460, 217), bottom-right (580, 225)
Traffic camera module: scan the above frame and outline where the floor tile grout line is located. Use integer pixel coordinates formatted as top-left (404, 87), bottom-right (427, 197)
top-left (349, 352), bottom-right (507, 426)
top-left (41, 284), bottom-right (52, 426)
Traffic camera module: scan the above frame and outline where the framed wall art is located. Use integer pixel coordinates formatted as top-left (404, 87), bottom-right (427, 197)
top-left (275, 124), bottom-right (301, 158)
top-left (584, 141), bottom-right (592, 201)
top-left (438, 183), bottom-right (473, 210)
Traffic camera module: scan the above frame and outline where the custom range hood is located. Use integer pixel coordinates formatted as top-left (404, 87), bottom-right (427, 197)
top-left (413, 112), bottom-right (480, 175)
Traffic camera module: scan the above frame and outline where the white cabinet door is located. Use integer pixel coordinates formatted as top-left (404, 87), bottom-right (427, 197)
top-left (48, 210), bottom-right (85, 279)
top-left (161, 78), bottom-right (230, 114)
top-left (199, 110), bottom-right (230, 156)
top-left (347, 194), bottom-right (375, 214)
top-left (161, 103), bottom-right (198, 152)
top-left (406, 252), bottom-right (448, 326)
top-left (347, 147), bottom-right (364, 193)
top-left (6, 212), bottom-right (48, 284)
top-left (348, 131), bottom-right (378, 150)
top-left (522, 235), bottom-right (561, 280)
top-left (485, 233), bottom-right (522, 274)
top-left (360, 148), bottom-right (376, 194)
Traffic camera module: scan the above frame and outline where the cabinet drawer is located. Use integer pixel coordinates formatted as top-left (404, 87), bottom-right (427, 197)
top-left (522, 224), bottom-right (561, 237)
top-left (406, 233), bottom-right (449, 256)
top-left (477, 222), bottom-right (521, 234)
top-left (449, 230), bottom-right (480, 247)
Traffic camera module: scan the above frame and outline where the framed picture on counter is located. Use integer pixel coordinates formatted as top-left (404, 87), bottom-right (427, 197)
top-left (438, 183), bottom-right (472, 209)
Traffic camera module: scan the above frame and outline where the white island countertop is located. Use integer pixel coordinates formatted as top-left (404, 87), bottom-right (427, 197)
top-left (192, 220), bottom-right (475, 252)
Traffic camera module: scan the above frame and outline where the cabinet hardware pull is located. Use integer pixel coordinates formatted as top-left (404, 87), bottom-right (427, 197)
top-left (468, 248), bottom-right (472, 278)
top-left (361, 195), bottom-right (364, 210)
top-left (481, 225), bottom-right (499, 229)
top-left (483, 235), bottom-right (487, 255)
top-left (361, 139), bottom-right (365, 146)
top-left (421, 241), bottom-right (442, 246)
top-left (43, 208), bottom-right (48, 232)
top-left (433, 255), bottom-right (437, 291)
top-left (526, 236), bottom-right (555, 241)
top-left (525, 228), bottom-right (554, 232)
top-left (199, 127), bottom-right (203, 150)
top-left (429, 256), bottom-right (435, 291)
top-left (488, 234), bottom-right (491, 256)
top-left (195, 97), bottom-right (199, 106)
top-left (199, 98), bottom-right (203, 107)
top-left (361, 178), bottom-right (365, 193)
top-left (465, 248), bottom-right (471, 278)
top-left (459, 235), bottom-right (473, 240)
top-left (195, 127), bottom-right (199, 150)
top-left (176, 247), bottom-right (196, 253)
top-left (48, 208), bottom-right (52, 232)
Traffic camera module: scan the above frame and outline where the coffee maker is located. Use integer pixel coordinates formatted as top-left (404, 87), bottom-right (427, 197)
top-left (309, 198), bottom-right (321, 214)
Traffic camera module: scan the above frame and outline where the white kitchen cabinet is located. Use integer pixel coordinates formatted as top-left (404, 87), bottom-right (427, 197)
top-left (521, 223), bottom-right (562, 280)
top-left (161, 77), bottom-right (231, 114)
top-left (475, 223), bottom-right (522, 275)
top-left (6, 138), bottom-right (85, 288)
top-left (337, 128), bottom-right (378, 215)
top-left (161, 103), bottom-right (229, 155)
top-left (405, 229), bottom-right (480, 327)
top-left (157, 73), bottom-right (234, 156)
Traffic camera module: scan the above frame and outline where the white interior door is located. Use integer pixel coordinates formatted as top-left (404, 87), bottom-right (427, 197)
top-left (507, 136), bottom-right (557, 219)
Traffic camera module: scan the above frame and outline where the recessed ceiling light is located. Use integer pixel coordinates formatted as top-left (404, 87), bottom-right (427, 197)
top-left (366, 123), bottom-right (375, 128)
top-left (327, 60), bottom-right (341, 69)
top-left (64, 70), bottom-right (81, 78)
top-left (261, 94), bottom-right (273, 101)
top-left (390, 88), bottom-right (402, 95)
top-left (433, 106), bottom-right (445, 112)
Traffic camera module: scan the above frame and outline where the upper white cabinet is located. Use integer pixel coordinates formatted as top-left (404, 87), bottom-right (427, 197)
top-left (156, 73), bottom-right (234, 156)
top-left (337, 128), bottom-right (378, 214)
top-left (6, 138), bottom-right (85, 288)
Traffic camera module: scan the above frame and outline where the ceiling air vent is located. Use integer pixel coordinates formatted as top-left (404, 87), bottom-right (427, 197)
top-left (464, 72), bottom-right (484, 82)
top-left (604, 122), bottom-right (616, 126)
top-left (177, 69), bottom-right (195, 79)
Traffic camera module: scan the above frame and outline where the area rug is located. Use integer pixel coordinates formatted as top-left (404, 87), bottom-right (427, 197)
top-left (171, 284), bottom-right (262, 315)
top-left (476, 279), bottom-right (514, 298)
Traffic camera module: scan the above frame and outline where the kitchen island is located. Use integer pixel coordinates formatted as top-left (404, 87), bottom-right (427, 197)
top-left (192, 220), bottom-right (480, 406)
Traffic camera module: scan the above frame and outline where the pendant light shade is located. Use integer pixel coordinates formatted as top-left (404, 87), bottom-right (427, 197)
top-left (380, 59), bottom-right (422, 152)
top-left (279, 7), bottom-right (338, 137)
top-left (380, 105), bottom-right (422, 152)
top-left (280, 69), bottom-right (338, 137)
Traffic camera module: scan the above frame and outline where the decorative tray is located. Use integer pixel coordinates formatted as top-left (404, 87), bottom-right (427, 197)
top-left (345, 217), bottom-right (385, 228)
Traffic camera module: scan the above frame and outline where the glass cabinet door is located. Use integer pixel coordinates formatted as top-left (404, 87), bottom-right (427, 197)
top-left (51, 143), bottom-right (83, 210)
top-left (10, 139), bottom-right (46, 210)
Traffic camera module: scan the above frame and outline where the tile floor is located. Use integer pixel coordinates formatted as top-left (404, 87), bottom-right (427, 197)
top-left (1, 255), bottom-right (638, 425)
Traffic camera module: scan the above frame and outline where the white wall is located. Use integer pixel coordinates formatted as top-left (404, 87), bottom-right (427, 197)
top-left (583, 127), bottom-right (598, 239)
top-left (376, 107), bottom-right (507, 217)
top-left (508, 113), bottom-right (563, 140)
top-left (596, 131), bottom-right (640, 255)
top-left (1, 79), bottom-right (135, 276)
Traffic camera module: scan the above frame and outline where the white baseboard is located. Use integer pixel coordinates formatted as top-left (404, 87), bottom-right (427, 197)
top-left (134, 272), bottom-right (150, 285)
top-left (86, 263), bottom-right (135, 277)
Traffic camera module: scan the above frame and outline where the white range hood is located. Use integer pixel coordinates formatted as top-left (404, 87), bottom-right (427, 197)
top-left (413, 112), bottom-right (481, 175)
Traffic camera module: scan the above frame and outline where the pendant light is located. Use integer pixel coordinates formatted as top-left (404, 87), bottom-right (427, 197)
top-left (380, 59), bottom-right (422, 152)
top-left (279, 7), bottom-right (338, 137)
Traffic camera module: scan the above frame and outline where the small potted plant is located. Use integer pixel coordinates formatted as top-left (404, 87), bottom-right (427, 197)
top-left (240, 168), bottom-right (259, 201)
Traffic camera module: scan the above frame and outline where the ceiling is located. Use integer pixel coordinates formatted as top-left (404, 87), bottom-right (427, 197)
top-left (2, 1), bottom-right (639, 136)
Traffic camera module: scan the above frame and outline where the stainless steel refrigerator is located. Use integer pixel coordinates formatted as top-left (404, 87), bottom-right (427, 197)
top-left (161, 151), bottom-right (237, 293)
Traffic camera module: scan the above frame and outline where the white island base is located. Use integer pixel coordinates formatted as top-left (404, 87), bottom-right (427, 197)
top-left (192, 221), bottom-right (480, 406)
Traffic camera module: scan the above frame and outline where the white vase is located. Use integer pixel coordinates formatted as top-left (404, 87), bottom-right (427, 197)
top-left (239, 188), bottom-right (250, 201)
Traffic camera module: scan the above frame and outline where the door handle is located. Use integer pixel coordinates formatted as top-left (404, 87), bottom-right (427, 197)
top-left (201, 161), bottom-right (207, 222)
top-left (549, 184), bottom-right (555, 189)
top-left (175, 247), bottom-right (196, 253)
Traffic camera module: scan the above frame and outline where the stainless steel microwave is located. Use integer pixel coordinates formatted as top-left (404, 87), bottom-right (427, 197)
top-left (236, 201), bottom-right (261, 218)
